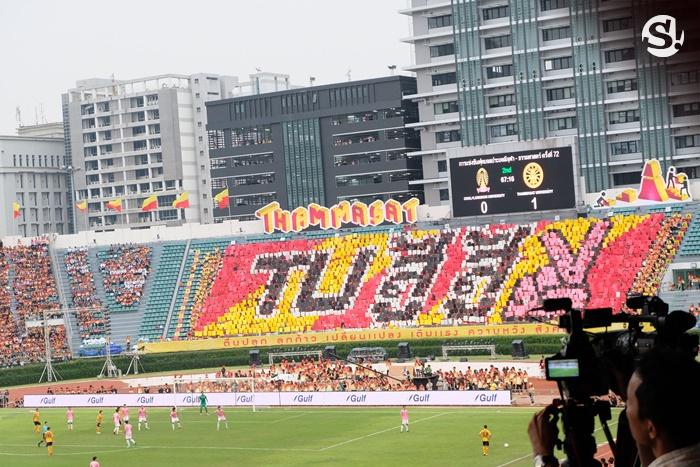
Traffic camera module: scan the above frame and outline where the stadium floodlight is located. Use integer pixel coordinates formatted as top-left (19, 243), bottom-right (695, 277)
top-left (38, 308), bottom-right (61, 384)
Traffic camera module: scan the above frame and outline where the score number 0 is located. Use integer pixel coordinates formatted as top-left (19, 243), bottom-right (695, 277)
top-left (479, 197), bottom-right (538, 214)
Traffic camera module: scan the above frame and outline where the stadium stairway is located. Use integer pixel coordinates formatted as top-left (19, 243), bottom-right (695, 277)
top-left (678, 205), bottom-right (700, 257)
top-left (138, 241), bottom-right (188, 342)
top-left (106, 243), bottom-right (162, 347)
top-left (55, 249), bottom-right (84, 353)
top-left (7, 262), bottom-right (18, 321)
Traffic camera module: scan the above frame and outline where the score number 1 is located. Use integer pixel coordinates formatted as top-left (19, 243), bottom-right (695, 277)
top-left (531, 197), bottom-right (538, 210)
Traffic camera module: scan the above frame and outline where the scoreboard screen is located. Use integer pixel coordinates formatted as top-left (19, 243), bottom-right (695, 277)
top-left (449, 147), bottom-right (576, 217)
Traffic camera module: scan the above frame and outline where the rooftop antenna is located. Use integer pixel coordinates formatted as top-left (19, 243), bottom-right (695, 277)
top-left (255, 67), bottom-right (262, 73)
top-left (309, 76), bottom-right (316, 86)
top-left (34, 107), bottom-right (39, 125)
top-left (346, 69), bottom-right (352, 82)
top-left (40, 103), bottom-right (47, 124)
top-left (15, 106), bottom-right (23, 127)
top-left (388, 65), bottom-right (397, 76)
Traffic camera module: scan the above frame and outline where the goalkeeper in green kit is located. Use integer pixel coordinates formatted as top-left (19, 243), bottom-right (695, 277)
top-left (199, 392), bottom-right (209, 415)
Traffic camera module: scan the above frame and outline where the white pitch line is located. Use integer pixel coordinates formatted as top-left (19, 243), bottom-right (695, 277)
top-left (495, 421), bottom-right (619, 467)
top-left (319, 412), bottom-right (449, 451)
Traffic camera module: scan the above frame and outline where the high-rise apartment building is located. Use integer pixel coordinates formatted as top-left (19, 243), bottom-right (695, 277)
top-left (62, 72), bottom-right (296, 232)
top-left (401, 0), bottom-right (700, 208)
top-left (205, 76), bottom-right (422, 222)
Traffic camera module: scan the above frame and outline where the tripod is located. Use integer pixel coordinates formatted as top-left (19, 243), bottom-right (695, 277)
top-left (99, 337), bottom-right (119, 378)
top-left (125, 351), bottom-right (143, 376)
top-left (38, 309), bottom-right (61, 383)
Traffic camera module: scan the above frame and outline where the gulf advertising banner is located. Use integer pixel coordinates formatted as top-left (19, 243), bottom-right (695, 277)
top-left (24, 391), bottom-right (511, 408)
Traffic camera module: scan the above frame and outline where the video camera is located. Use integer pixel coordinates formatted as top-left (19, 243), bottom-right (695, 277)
top-left (540, 295), bottom-right (698, 467)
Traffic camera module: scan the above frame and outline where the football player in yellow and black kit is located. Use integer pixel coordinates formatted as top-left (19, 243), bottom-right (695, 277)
top-left (479, 424), bottom-right (492, 456)
top-left (43, 427), bottom-right (54, 456)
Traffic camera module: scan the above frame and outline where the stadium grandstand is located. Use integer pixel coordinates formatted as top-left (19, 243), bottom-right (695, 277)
top-left (1, 200), bottom-right (699, 367)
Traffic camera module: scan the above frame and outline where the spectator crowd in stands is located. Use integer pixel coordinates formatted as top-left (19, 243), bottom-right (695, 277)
top-left (127, 358), bottom-right (534, 394)
top-left (65, 247), bottom-right (110, 342)
top-left (0, 240), bottom-right (70, 367)
top-left (100, 244), bottom-right (151, 307)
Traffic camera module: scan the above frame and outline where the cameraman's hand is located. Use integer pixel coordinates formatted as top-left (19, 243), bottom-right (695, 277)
top-left (528, 404), bottom-right (559, 457)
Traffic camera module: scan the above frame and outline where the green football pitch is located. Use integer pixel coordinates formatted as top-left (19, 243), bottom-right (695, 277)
top-left (0, 406), bottom-right (618, 467)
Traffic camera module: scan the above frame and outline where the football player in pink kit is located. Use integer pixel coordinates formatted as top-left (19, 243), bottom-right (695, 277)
top-left (400, 405), bottom-right (409, 432)
top-left (89, 456), bottom-right (100, 467)
top-left (137, 406), bottom-right (149, 431)
top-left (170, 407), bottom-right (182, 430)
top-left (112, 409), bottom-right (121, 435)
top-left (121, 404), bottom-right (130, 424)
top-left (124, 421), bottom-right (136, 448)
top-left (216, 406), bottom-right (229, 431)
top-left (66, 407), bottom-right (74, 431)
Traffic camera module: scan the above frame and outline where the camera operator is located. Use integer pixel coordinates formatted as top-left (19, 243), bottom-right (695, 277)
top-left (528, 349), bottom-right (700, 467)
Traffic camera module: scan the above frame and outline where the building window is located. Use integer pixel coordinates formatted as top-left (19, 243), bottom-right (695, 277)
top-left (675, 134), bottom-right (700, 149)
top-left (485, 64), bottom-right (513, 78)
top-left (489, 123), bottom-right (517, 138)
top-left (546, 87), bottom-right (575, 101)
top-left (484, 34), bottom-right (511, 50)
top-left (331, 111), bottom-right (376, 125)
top-left (544, 56), bottom-right (572, 71)
top-left (439, 189), bottom-right (450, 201)
top-left (436, 130), bottom-right (461, 143)
top-left (230, 126), bottom-right (272, 147)
top-left (542, 26), bottom-right (571, 41)
top-left (482, 5), bottom-right (509, 20)
top-left (610, 141), bottom-right (639, 155)
top-left (333, 131), bottom-right (379, 146)
top-left (606, 78), bottom-right (638, 93)
top-left (673, 102), bottom-right (700, 118)
top-left (430, 43), bottom-right (455, 57)
top-left (207, 130), bottom-right (225, 149)
top-left (613, 171), bottom-right (641, 186)
top-left (488, 94), bottom-right (515, 108)
top-left (540, 0), bottom-right (569, 11)
top-left (432, 72), bottom-right (457, 86)
top-left (547, 117), bottom-right (576, 131)
top-left (434, 101), bottom-right (460, 114)
top-left (428, 14), bottom-right (452, 29)
top-left (336, 174), bottom-right (383, 187)
top-left (608, 109), bottom-right (640, 124)
top-left (603, 17), bottom-right (632, 32)
top-left (605, 48), bottom-right (635, 63)
top-left (437, 160), bottom-right (448, 173)
top-left (671, 70), bottom-right (700, 85)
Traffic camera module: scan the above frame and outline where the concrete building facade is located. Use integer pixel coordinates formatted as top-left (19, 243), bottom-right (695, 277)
top-left (0, 133), bottom-right (69, 238)
top-left (205, 76), bottom-right (422, 222)
top-left (400, 0), bottom-right (700, 210)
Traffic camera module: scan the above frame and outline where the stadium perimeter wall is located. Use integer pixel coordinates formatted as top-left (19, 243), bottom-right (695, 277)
top-left (142, 323), bottom-right (561, 353)
top-left (0, 335), bottom-right (564, 387)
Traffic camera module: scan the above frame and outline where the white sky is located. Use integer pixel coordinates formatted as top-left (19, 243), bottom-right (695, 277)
top-left (0, 0), bottom-right (413, 134)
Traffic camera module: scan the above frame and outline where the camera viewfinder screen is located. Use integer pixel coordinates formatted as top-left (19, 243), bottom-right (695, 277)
top-left (547, 359), bottom-right (580, 379)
